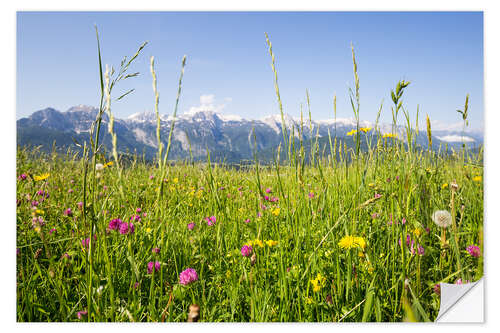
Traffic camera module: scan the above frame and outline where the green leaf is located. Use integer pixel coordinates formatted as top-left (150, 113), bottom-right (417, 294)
top-left (362, 275), bottom-right (377, 322)
top-left (116, 89), bottom-right (135, 101)
top-left (127, 255), bottom-right (140, 281)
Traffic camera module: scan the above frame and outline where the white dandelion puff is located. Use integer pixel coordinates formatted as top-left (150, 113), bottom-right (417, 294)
top-left (95, 163), bottom-right (104, 171)
top-left (431, 210), bottom-right (452, 228)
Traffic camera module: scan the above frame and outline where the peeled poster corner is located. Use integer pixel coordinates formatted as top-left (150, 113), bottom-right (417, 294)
top-left (435, 278), bottom-right (484, 322)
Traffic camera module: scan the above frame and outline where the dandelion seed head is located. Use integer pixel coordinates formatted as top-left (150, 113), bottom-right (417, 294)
top-left (431, 210), bottom-right (452, 228)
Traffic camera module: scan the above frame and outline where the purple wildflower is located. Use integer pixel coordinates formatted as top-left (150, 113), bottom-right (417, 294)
top-left (179, 268), bottom-right (198, 285)
top-left (187, 222), bottom-right (195, 230)
top-left (31, 200), bottom-right (39, 207)
top-left (152, 247), bottom-right (160, 254)
top-left (417, 245), bottom-right (425, 256)
top-left (433, 284), bottom-right (441, 295)
top-left (265, 188), bottom-right (272, 193)
top-left (49, 228), bottom-right (56, 235)
top-left (77, 201), bottom-right (83, 209)
top-left (147, 261), bottom-right (161, 274)
top-left (371, 213), bottom-right (379, 219)
top-left (108, 218), bottom-right (122, 231)
top-left (374, 193), bottom-right (382, 199)
top-left (401, 217), bottom-right (406, 225)
top-left (455, 279), bottom-right (471, 285)
top-left (466, 245), bottom-right (481, 258)
top-left (308, 192), bottom-right (315, 199)
top-left (82, 238), bottom-right (90, 249)
top-left (206, 216), bottom-right (216, 226)
top-left (68, 189), bottom-right (74, 193)
top-left (136, 208), bottom-right (142, 214)
top-left (149, 174), bottom-right (154, 180)
top-left (241, 245), bottom-right (253, 257)
top-left (18, 173), bottom-right (27, 180)
top-left (32, 216), bottom-right (44, 228)
top-left (77, 310), bottom-right (88, 320)
top-left (63, 208), bottom-right (73, 217)
top-left (244, 218), bottom-right (251, 224)
top-left (119, 222), bottom-right (130, 235)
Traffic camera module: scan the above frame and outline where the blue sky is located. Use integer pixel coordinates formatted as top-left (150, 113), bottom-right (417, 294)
top-left (17, 11), bottom-right (483, 130)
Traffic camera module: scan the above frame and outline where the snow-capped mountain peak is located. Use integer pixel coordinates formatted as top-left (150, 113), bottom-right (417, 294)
top-left (127, 110), bottom-right (158, 123)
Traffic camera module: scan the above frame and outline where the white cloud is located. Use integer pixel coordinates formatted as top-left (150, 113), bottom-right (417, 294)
top-left (199, 94), bottom-right (215, 105)
top-left (436, 135), bottom-right (475, 143)
top-left (186, 94), bottom-right (231, 114)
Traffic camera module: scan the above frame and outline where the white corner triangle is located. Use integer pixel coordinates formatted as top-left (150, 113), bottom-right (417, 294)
top-left (435, 278), bottom-right (484, 322)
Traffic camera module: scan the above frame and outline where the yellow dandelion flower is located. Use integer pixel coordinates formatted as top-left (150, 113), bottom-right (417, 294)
top-left (338, 235), bottom-right (356, 249)
top-left (238, 207), bottom-right (245, 213)
top-left (145, 227), bottom-right (152, 233)
top-left (368, 183), bottom-right (375, 188)
top-left (472, 176), bottom-right (482, 182)
top-left (310, 273), bottom-right (326, 292)
top-left (358, 251), bottom-right (365, 258)
top-left (265, 240), bottom-right (278, 247)
top-left (35, 209), bottom-right (45, 216)
top-left (442, 183), bottom-right (448, 189)
top-left (173, 177), bottom-right (179, 184)
top-left (104, 161), bottom-right (113, 167)
top-left (360, 127), bottom-right (372, 133)
top-left (382, 133), bottom-right (398, 139)
top-left (245, 239), bottom-right (264, 248)
top-left (338, 235), bottom-right (366, 250)
top-left (347, 129), bottom-right (357, 136)
top-left (413, 228), bottom-right (422, 237)
top-left (305, 297), bottom-right (313, 304)
top-left (271, 207), bottom-right (280, 216)
top-left (34, 173), bottom-right (50, 181)
top-left (354, 237), bottom-right (366, 250)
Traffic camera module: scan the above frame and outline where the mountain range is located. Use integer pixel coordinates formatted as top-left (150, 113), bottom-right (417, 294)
top-left (16, 105), bottom-right (484, 163)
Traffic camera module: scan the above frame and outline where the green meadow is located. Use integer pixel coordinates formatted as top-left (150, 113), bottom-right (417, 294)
top-left (15, 30), bottom-right (483, 322)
